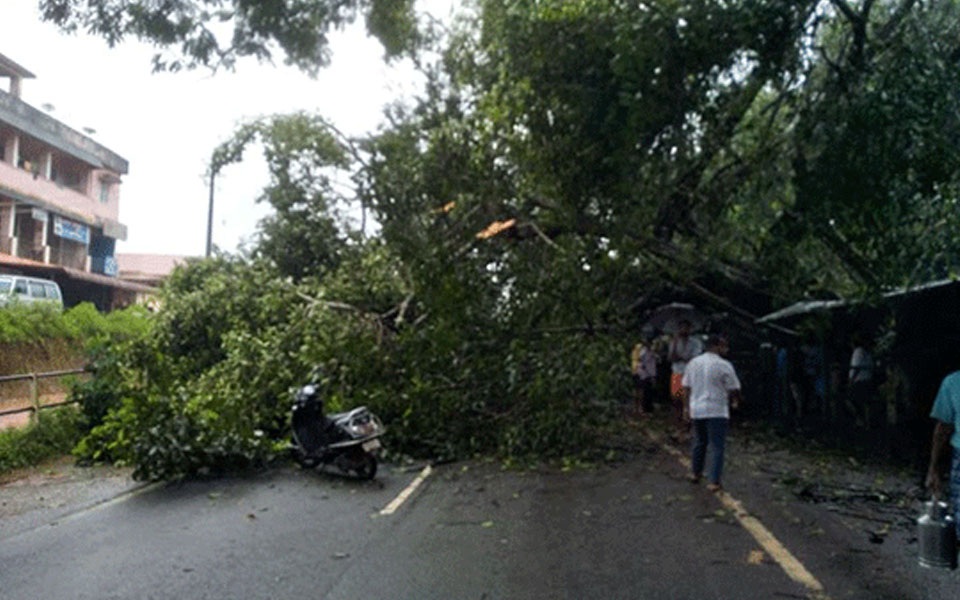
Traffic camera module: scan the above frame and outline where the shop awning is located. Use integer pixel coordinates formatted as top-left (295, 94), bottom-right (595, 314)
top-left (0, 252), bottom-right (157, 295)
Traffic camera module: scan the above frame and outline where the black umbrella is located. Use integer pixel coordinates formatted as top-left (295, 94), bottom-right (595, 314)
top-left (643, 302), bottom-right (708, 334)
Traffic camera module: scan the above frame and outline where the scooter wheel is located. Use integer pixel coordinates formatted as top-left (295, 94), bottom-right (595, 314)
top-left (296, 455), bottom-right (319, 469)
top-left (354, 453), bottom-right (377, 480)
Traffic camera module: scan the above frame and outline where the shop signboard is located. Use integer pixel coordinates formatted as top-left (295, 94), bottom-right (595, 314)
top-left (103, 256), bottom-right (118, 277)
top-left (53, 215), bottom-right (90, 245)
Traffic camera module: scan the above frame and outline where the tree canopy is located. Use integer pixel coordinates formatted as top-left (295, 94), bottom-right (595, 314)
top-left (39, 0), bottom-right (420, 73)
top-left (57, 0), bottom-right (960, 478)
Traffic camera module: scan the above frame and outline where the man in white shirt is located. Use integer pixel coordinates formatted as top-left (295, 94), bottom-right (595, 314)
top-left (682, 334), bottom-right (742, 492)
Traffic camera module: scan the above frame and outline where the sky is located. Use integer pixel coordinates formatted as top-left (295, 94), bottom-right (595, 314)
top-left (0, 2), bottom-right (451, 257)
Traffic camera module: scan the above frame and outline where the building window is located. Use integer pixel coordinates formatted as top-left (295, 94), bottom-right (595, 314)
top-left (99, 181), bottom-right (111, 204)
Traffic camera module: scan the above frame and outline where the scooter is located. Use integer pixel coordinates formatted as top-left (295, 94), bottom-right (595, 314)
top-left (289, 375), bottom-right (385, 480)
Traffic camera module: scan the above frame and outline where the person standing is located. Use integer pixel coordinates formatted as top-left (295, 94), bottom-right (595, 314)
top-left (925, 369), bottom-right (960, 537)
top-left (668, 319), bottom-right (703, 424)
top-left (848, 334), bottom-right (877, 427)
top-left (682, 334), bottom-right (742, 492)
top-left (630, 333), bottom-right (658, 416)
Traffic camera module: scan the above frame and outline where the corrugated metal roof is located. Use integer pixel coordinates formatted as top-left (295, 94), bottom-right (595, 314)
top-left (756, 278), bottom-right (960, 324)
top-left (755, 299), bottom-right (846, 324)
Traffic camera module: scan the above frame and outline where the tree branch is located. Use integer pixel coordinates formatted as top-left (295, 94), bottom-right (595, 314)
top-left (877, 0), bottom-right (918, 41)
top-left (520, 221), bottom-right (565, 252)
top-left (830, 0), bottom-right (859, 23)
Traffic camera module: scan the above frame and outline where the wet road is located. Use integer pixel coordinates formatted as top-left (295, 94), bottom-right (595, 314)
top-left (0, 439), bottom-right (956, 599)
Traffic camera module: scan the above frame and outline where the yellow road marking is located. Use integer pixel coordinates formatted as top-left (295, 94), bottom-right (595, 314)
top-left (716, 489), bottom-right (825, 593)
top-left (380, 465), bottom-right (432, 516)
top-left (647, 430), bottom-right (828, 598)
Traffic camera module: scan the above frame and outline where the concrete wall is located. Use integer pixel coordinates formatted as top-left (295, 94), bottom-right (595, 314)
top-left (0, 159), bottom-right (113, 223)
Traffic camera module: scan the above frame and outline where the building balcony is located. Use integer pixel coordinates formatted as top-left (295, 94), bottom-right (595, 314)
top-left (0, 158), bottom-right (118, 224)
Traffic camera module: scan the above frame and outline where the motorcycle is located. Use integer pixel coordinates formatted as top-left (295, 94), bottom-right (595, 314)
top-left (289, 375), bottom-right (385, 480)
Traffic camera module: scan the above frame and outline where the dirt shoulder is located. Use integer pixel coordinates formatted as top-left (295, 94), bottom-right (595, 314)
top-left (0, 455), bottom-right (141, 541)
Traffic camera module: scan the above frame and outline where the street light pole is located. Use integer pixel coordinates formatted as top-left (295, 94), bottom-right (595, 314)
top-left (205, 169), bottom-right (215, 258)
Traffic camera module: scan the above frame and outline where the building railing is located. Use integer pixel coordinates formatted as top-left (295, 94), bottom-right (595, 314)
top-left (0, 368), bottom-right (87, 424)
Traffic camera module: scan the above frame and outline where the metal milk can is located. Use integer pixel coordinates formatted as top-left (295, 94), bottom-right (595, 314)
top-left (918, 500), bottom-right (957, 569)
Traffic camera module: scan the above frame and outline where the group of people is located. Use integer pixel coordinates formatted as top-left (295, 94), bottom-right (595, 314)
top-left (630, 320), bottom-right (742, 492)
top-left (630, 315), bottom-right (960, 538)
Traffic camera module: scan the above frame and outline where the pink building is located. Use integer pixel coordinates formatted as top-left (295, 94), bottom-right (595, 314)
top-left (0, 52), bottom-right (153, 309)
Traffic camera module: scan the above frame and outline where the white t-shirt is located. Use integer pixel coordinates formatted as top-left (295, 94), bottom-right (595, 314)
top-left (849, 347), bottom-right (874, 383)
top-left (669, 336), bottom-right (703, 374)
top-left (682, 351), bottom-right (741, 419)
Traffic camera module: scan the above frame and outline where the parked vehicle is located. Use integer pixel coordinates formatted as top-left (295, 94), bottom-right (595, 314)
top-left (289, 371), bottom-right (385, 480)
top-left (0, 275), bottom-right (63, 309)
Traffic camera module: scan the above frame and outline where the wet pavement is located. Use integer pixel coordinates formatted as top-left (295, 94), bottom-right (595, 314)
top-left (1, 418), bottom-right (959, 599)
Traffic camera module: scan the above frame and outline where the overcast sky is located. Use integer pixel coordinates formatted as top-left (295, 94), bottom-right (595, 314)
top-left (1, 2), bottom-right (448, 257)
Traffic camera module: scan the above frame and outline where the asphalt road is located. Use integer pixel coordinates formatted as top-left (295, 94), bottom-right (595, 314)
top-left (1, 436), bottom-right (959, 600)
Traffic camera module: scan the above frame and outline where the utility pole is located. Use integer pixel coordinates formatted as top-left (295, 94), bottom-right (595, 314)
top-left (205, 169), bottom-right (215, 258)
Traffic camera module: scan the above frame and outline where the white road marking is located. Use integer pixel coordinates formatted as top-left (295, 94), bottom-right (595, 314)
top-left (39, 481), bottom-right (163, 528)
top-left (380, 465), bottom-right (432, 516)
top-left (646, 430), bottom-right (828, 598)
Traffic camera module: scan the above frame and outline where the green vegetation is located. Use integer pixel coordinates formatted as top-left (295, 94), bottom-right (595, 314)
top-left (39, 0), bottom-right (420, 73)
top-left (69, 252), bottom-right (630, 480)
top-left (0, 302), bottom-right (151, 346)
top-left (39, 0), bottom-right (960, 480)
top-left (0, 407), bottom-right (86, 475)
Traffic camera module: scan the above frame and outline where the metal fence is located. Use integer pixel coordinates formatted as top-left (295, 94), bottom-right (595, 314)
top-left (0, 368), bottom-right (88, 425)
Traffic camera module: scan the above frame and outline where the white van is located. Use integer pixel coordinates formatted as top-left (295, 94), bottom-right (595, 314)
top-left (0, 275), bottom-right (64, 309)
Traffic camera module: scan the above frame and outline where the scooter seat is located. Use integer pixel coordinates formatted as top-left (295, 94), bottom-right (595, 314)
top-left (327, 407), bottom-right (369, 423)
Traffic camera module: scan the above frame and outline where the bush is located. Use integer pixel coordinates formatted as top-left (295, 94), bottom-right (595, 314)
top-left (0, 302), bottom-right (150, 347)
top-left (0, 303), bottom-right (74, 343)
top-left (64, 305), bottom-right (153, 432)
top-left (0, 407), bottom-right (86, 475)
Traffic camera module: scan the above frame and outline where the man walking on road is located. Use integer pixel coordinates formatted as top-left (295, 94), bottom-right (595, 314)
top-left (925, 369), bottom-right (960, 536)
top-left (682, 334), bottom-right (742, 492)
